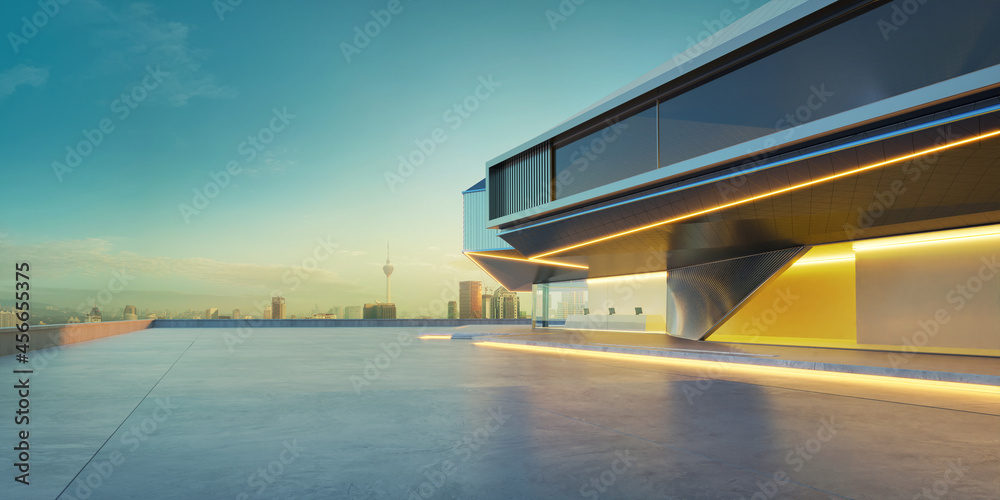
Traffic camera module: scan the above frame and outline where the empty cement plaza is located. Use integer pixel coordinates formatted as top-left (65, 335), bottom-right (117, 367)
top-left (1, 326), bottom-right (998, 499)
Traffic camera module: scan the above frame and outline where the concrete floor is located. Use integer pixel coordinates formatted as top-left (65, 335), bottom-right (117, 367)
top-left (1, 327), bottom-right (997, 499)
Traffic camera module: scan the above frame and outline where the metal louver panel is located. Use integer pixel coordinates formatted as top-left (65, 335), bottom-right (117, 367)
top-left (489, 143), bottom-right (551, 219)
top-left (666, 246), bottom-right (807, 340)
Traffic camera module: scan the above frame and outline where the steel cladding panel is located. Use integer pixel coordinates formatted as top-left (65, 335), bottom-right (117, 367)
top-left (489, 143), bottom-right (551, 219)
top-left (666, 247), bottom-right (805, 340)
top-left (463, 189), bottom-right (512, 251)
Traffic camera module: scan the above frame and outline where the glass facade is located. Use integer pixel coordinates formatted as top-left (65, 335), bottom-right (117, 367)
top-left (531, 0), bottom-right (1000, 209)
top-left (657, 0), bottom-right (1000, 167)
top-left (553, 104), bottom-right (657, 200)
top-left (532, 273), bottom-right (668, 331)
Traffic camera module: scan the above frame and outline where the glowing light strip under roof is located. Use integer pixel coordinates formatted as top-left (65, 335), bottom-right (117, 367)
top-left (792, 256), bottom-right (856, 266)
top-left (465, 251), bottom-right (588, 269)
top-left (473, 341), bottom-right (1000, 396)
top-left (528, 130), bottom-right (1000, 260)
top-left (418, 335), bottom-right (453, 340)
top-left (853, 226), bottom-right (1000, 251)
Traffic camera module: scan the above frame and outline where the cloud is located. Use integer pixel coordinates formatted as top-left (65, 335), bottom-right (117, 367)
top-left (0, 65), bottom-right (49, 98)
top-left (87, 1), bottom-right (237, 106)
top-left (14, 238), bottom-right (359, 292)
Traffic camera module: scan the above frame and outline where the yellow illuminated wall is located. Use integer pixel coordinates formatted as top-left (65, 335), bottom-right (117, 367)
top-left (707, 243), bottom-right (857, 347)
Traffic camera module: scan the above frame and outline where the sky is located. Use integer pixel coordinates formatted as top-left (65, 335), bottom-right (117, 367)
top-left (0, 0), bottom-right (768, 317)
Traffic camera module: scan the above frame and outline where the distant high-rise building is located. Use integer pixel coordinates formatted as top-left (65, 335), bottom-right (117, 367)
top-left (0, 309), bottom-right (15, 328)
top-left (383, 243), bottom-right (394, 303)
top-left (493, 287), bottom-right (519, 319)
top-left (123, 305), bottom-right (138, 321)
top-left (328, 306), bottom-right (342, 318)
top-left (447, 301), bottom-right (457, 319)
top-left (205, 307), bottom-right (219, 320)
top-left (86, 305), bottom-right (102, 323)
top-left (263, 306), bottom-right (272, 320)
top-left (459, 281), bottom-right (483, 319)
top-left (363, 302), bottom-right (397, 319)
top-left (271, 297), bottom-right (285, 319)
top-left (481, 294), bottom-right (492, 319)
top-left (343, 306), bottom-right (363, 319)
top-left (232, 309), bottom-right (241, 320)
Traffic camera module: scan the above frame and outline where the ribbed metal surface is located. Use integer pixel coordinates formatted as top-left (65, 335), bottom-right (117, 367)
top-left (464, 188), bottom-right (513, 252)
top-left (666, 247), bottom-right (806, 340)
top-left (489, 143), bottom-right (551, 219)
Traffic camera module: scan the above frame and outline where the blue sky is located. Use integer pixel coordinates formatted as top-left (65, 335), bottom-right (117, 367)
top-left (0, 0), bottom-right (767, 316)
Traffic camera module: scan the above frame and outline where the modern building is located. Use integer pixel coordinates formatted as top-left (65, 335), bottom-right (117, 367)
top-left (205, 308), bottom-right (219, 320)
top-left (86, 306), bottom-right (102, 323)
top-left (232, 309), bottom-right (241, 320)
top-left (447, 301), bottom-right (458, 319)
top-left (463, 0), bottom-right (1000, 356)
top-left (459, 281), bottom-right (483, 319)
top-left (328, 306), bottom-right (342, 318)
top-left (363, 302), bottom-right (397, 319)
top-left (0, 309), bottom-right (15, 328)
top-left (123, 305), bottom-right (138, 321)
top-left (492, 287), bottom-right (520, 320)
top-left (263, 306), bottom-right (272, 320)
top-left (343, 306), bottom-right (363, 319)
top-left (481, 293), bottom-right (492, 319)
top-left (271, 297), bottom-right (285, 320)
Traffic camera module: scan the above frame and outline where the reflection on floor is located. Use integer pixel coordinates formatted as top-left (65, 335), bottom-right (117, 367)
top-left (0, 326), bottom-right (997, 499)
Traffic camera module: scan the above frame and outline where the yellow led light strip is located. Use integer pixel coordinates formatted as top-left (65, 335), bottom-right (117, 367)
top-left (418, 335), bottom-right (453, 340)
top-left (464, 253), bottom-right (511, 289)
top-left (792, 256), bottom-right (856, 266)
top-left (465, 251), bottom-right (588, 270)
top-left (853, 227), bottom-right (1000, 251)
top-left (473, 341), bottom-right (1000, 396)
top-left (529, 130), bottom-right (1000, 260)
top-left (586, 271), bottom-right (668, 284)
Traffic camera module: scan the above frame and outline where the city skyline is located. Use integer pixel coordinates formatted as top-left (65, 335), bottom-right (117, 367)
top-left (0, 0), bottom-right (769, 314)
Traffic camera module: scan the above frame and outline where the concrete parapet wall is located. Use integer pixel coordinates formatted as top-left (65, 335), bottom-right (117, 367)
top-left (150, 319), bottom-right (531, 328)
top-left (0, 320), bottom-right (154, 357)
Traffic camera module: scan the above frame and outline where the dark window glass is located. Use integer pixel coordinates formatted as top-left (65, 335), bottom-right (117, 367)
top-left (554, 104), bottom-right (657, 199)
top-left (658, 0), bottom-right (1000, 167)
